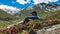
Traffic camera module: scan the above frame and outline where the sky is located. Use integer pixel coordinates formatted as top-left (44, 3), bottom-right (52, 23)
top-left (0, 0), bottom-right (60, 8)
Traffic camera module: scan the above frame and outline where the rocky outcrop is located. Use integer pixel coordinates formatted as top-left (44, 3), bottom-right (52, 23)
top-left (37, 24), bottom-right (60, 34)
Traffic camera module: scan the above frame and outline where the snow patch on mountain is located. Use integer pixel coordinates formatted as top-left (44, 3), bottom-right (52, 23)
top-left (0, 4), bottom-right (21, 15)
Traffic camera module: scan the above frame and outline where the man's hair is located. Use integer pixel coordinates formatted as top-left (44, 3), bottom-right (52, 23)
top-left (32, 11), bottom-right (37, 16)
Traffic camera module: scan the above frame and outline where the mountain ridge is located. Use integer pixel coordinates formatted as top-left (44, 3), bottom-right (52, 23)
top-left (0, 3), bottom-right (60, 15)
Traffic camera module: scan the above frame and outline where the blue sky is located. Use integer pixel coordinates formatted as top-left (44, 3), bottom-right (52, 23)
top-left (0, 0), bottom-right (34, 8)
top-left (49, 0), bottom-right (60, 5)
top-left (0, 0), bottom-right (60, 8)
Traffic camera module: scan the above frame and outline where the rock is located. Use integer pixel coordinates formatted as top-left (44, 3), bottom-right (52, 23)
top-left (37, 24), bottom-right (60, 34)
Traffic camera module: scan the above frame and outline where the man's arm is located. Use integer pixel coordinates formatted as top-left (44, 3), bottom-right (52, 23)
top-left (39, 17), bottom-right (44, 21)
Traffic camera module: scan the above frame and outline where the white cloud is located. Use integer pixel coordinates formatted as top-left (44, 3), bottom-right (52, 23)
top-left (33, 0), bottom-right (58, 4)
top-left (33, 0), bottom-right (48, 4)
top-left (16, 0), bottom-right (31, 4)
top-left (16, 0), bottom-right (58, 4)
top-left (48, 0), bottom-right (58, 2)
top-left (0, 4), bottom-right (20, 15)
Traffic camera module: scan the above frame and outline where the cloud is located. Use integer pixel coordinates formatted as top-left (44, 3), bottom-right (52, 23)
top-left (16, 0), bottom-right (31, 4)
top-left (0, 4), bottom-right (20, 15)
top-left (33, 0), bottom-right (58, 4)
top-left (33, 0), bottom-right (48, 4)
top-left (16, 0), bottom-right (58, 4)
top-left (48, 0), bottom-right (58, 2)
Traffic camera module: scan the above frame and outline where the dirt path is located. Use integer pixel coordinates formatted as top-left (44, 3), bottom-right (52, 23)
top-left (7, 20), bottom-right (23, 28)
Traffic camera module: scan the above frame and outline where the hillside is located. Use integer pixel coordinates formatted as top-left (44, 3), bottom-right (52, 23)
top-left (45, 10), bottom-right (60, 20)
top-left (0, 9), bottom-right (16, 21)
top-left (0, 9), bottom-right (20, 29)
top-left (0, 10), bottom-right (60, 34)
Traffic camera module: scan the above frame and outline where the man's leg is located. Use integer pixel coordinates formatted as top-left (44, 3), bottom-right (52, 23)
top-left (23, 18), bottom-right (30, 24)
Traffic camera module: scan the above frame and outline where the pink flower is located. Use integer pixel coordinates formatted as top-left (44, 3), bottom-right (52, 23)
top-left (20, 24), bottom-right (26, 29)
top-left (25, 23), bottom-right (29, 26)
top-left (57, 19), bottom-right (60, 22)
top-left (46, 19), bottom-right (53, 25)
top-left (10, 25), bottom-right (17, 31)
top-left (6, 29), bottom-right (11, 34)
top-left (0, 30), bottom-right (3, 33)
top-left (12, 32), bottom-right (16, 34)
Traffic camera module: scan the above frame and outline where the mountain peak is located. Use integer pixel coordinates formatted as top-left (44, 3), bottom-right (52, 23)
top-left (0, 4), bottom-right (21, 15)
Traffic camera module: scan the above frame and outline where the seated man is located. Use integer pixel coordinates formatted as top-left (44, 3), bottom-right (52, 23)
top-left (23, 11), bottom-right (44, 24)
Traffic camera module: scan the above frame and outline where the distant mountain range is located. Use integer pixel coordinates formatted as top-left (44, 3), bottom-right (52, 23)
top-left (36, 3), bottom-right (60, 12)
top-left (0, 4), bottom-right (21, 15)
top-left (23, 3), bottom-right (60, 12)
top-left (14, 3), bottom-right (60, 19)
top-left (0, 3), bottom-right (60, 15)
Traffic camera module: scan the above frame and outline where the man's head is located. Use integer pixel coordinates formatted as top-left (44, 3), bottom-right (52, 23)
top-left (32, 11), bottom-right (37, 16)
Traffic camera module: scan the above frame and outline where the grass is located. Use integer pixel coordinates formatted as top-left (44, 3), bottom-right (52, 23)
top-left (0, 9), bottom-right (21, 29)
top-left (0, 9), bottom-right (15, 20)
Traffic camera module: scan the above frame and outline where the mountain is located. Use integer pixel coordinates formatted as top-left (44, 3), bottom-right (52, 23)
top-left (0, 4), bottom-right (21, 15)
top-left (0, 3), bottom-right (60, 15)
top-left (15, 3), bottom-right (60, 18)
top-left (34, 3), bottom-right (60, 12)
top-left (0, 9), bottom-right (16, 21)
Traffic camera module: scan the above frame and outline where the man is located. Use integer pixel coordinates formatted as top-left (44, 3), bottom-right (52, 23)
top-left (23, 11), bottom-right (44, 24)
